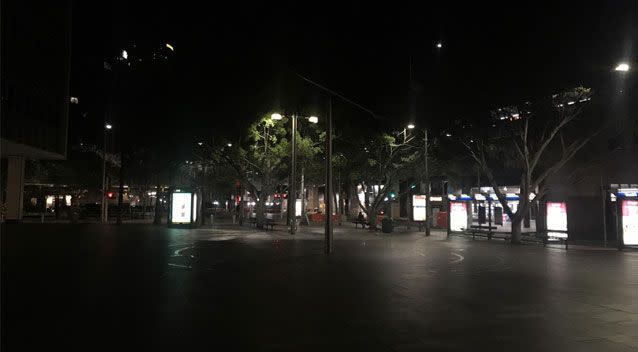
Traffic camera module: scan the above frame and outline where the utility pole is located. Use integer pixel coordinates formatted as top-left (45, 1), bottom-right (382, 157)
top-left (292, 72), bottom-right (377, 254)
top-left (425, 130), bottom-right (431, 236)
top-left (325, 98), bottom-right (334, 254)
top-left (101, 126), bottom-right (108, 223)
top-left (601, 176), bottom-right (607, 247)
top-left (290, 115), bottom-right (297, 234)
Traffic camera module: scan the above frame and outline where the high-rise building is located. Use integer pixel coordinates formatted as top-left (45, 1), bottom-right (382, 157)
top-left (1, 0), bottom-right (72, 221)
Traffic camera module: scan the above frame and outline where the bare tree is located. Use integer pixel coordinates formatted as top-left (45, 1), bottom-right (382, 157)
top-left (351, 130), bottom-right (420, 229)
top-left (464, 87), bottom-right (597, 243)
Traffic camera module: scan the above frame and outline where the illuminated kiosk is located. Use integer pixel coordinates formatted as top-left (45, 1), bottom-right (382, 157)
top-left (539, 200), bottom-right (569, 249)
top-left (412, 194), bottom-right (427, 231)
top-left (616, 188), bottom-right (638, 250)
top-left (446, 194), bottom-right (472, 237)
top-left (168, 187), bottom-right (201, 228)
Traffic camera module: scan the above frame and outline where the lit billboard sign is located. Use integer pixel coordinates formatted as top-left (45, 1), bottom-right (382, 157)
top-left (171, 192), bottom-right (192, 224)
top-left (192, 193), bottom-right (197, 222)
top-left (546, 202), bottom-right (568, 239)
top-left (412, 195), bottom-right (427, 221)
top-left (622, 200), bottom-right (638, 246)
top-left (450, 201), bottom-right (468, 232)
top-left (295, 199), bottom-right (302, 217)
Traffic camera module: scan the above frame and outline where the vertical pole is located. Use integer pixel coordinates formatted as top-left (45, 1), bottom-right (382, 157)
top-left (4, 156), bottom-right (25, 221)
top-left (600, 176), bottom-right (607, 247)
top-left (325, 98), bottom-right (334, 254)
top-left (425, 130), bottom-right (431, 236)
top-left (446, 200), bottom-right (451, 238)
top-left (488, 197), bottom-right (493, 240)
top-left (337, 171), bottom-right (342, 225)
top-left (117, 152), bottom-right (124, 225)
top-left (101, 129), bottom-right (107, 223)
top-left (617, 200), bottom-right (623, 251)
top-left (300, 166), bottom-right (306, 225)
top-left (290, 115), bottom-right (297, 234)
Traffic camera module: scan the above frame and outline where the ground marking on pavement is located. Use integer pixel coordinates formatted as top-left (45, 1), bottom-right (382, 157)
top-left (173, 247), bottom-right (193, 256)
top-left (167, 263), bottom-right (190, 269)
top-left (451, 252), bottom-right (464, 263)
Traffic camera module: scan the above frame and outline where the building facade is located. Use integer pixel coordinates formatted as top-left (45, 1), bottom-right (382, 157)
top-left (1, 0), bottom-right (72, 220)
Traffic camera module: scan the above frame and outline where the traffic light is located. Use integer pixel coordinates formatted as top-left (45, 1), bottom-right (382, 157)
top-left (106, 191), bottom-right (115, 199)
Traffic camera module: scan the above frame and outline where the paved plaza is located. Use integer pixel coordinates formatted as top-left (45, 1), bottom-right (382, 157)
top-left (2, 223), bottom-right (638, 351)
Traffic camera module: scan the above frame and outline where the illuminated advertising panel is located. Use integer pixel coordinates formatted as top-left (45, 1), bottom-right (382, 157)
top-left (192, 193), bottom-right (197, 222)
top-left (450, 201), bottom-right (468, 232)
top-left (295, 199), bottom-right (302, 217)
top-left (413, 195), bottom-right (427, 221)
top-left (171, 192), bottom-right (192, 224)
top-left (546, 202), bottom-right (568, 239)
top-left (622, 200), bottom-right (638, 246)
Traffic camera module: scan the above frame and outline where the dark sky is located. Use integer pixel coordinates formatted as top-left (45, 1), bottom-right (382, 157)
top-left (69, 1), bottom-right (637, 153)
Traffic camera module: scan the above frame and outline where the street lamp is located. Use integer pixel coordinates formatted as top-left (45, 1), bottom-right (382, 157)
top-left (270, 112), bottom-right (319, 234)
top-left (402, 123), bottom-right (432, 236)
top-left (227, 142), bottom-right (233, 147)
top-left (101, 122), bottom-right (113, 223)
top-left (615, 63), bottom-right (630, 72)
top-left (436, 42), bottom-right (443, 49)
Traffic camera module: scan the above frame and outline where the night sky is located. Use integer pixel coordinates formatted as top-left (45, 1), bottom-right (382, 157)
top-left (70, 1), bottom-right (637, 156)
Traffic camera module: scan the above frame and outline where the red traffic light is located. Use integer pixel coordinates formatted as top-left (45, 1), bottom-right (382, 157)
top-left (106, 191), bottom-right (115, 199)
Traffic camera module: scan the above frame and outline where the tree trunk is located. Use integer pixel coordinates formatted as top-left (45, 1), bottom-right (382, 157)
top-left (524, 206), bottom-right (531, 228)
top-left (349, 182), bottom-right (359, 219)
top-left (153, 183), bottom-right (162, 225)
top-left (511, 216), bottom-right (523, 244)
top-left (368, 210), bottom-right (378, 230)
top-left (256, 191), bottom-right (265, 229)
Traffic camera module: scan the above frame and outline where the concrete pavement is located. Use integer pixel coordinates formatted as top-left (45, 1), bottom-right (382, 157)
top-left (2, 223), bottom-right (638, 351)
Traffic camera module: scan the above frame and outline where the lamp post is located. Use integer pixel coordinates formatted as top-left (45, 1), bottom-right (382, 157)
top-left (325, 98), bottom-right (333, 253)
top-left (424, 129), bottom-right (431, 236)
top-left (271, 112), bottom-right (318, 234)
top-left (402, 124), bottom-right (430, 235)
top-left (101, 122), bottom-right (112, 223)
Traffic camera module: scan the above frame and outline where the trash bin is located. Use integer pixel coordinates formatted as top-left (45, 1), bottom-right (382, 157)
top-left (70, 210), bottom-right (79, 223)
top-left (381, 218), bottom-right (393, 233)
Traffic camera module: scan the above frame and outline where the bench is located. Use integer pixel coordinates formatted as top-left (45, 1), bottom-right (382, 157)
top-left (392, 219), bottom-right (427, 231)
top-left (470, 225), bottom-right (497, 230)
top-left (263, 219), bottom-right (279, 230)
top-left (352, 220), bottom-right (368, 229)
top-left (466, 225), bottom-right (499, 240)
